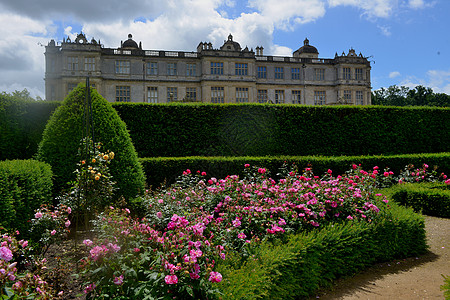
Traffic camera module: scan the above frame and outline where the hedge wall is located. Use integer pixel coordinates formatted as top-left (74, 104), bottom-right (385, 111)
top-left (0, 96), bottom-right (60, 160)
top-left (140, 152), bottom-right (450, 188)
top-left (113, 103), bottom-right (450, 157)
top-left (216, 203), bottom-right (427, 299)
top-left (0, 160), bottom-right (53, 234)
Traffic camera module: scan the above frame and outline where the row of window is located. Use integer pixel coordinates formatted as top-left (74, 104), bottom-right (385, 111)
top-left (67, 56), bottom-right (96, 71)
top-left (115, 86), bottom-right (364, 105)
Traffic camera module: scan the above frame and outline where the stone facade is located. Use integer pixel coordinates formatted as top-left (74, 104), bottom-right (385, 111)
top-left (45, 33), bottom-right (372, 105)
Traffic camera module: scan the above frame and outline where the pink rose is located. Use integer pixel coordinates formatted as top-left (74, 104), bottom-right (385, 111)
top-left (165, 274), bottom-right (178, 284)
top-left (209, 271), bottom-right (222, 283)
top-left (51, 230), bottom-right (56, 236)
top-left (35, 212), bottom-right (43, 219)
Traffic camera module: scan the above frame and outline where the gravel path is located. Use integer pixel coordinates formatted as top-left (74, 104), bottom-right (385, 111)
top-left (314, 216), bottom-right (450, 299)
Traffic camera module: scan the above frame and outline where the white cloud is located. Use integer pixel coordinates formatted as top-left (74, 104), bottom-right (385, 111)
top-left (377, 25), bottom-right (391, 36)
top-left (389, 71), bottom-right (400, 78)
top-left (407, 0), bottom-right (436, 9)
top-left (328, 0), bottom-right (395, 18)
top-left (399, 69), bottom-right (450, 94)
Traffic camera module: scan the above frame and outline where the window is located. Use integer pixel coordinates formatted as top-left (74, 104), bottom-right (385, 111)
top-left (185, 88), bottom-right (196, 101)
top-left (50, 85), bottom-right (56, 101)
top-left (314, 91), bottom-right (326, 105)
top-left (355, 68), bottom-right (363, 80)
top-left (50, 60), bottom-right (56, 72)
top-left (146, 62), bottom-right (158, 75)
top-left (211, 62), bottom-right (223, 75)
top-left (235, 63), bottom-right (248, 76)
top-left (84, 57), bottom-right (95, 71)
top-left (68, 56), bottom-right (78, 71)
top-left (115, 60), bottom-right (130, 74)
top-left (167, 87), bottom-right (177, 102)
top-left (314, 68), bottom-right (324, 81)
top-left (275, 90), bottom-right (285, 104)
top-left (211, 87), bottom-right (224, 103)
top-left (257, 66), bottom-right (267, 79)
top-left (343, 67), bottom-right (351, 80)
top-left (291, 68), bottom-right (300, 80)
top-left (344, 90), bottom-right (352, 103)
top-left (167, 63), bottom-right (177, 76)
top-left (292, 90), bottom-right (301, 104)
top-left (236, 88), bottom-right (249, 102)
top-left (275, 67), bottom-right (284, 79)
top-left (257, 90), bottom-right (268, 103)
top-left (68, 83), bottom-right (78, 93)
top-left (147, 87), bottom-right (158, 103)
top-left (356, 91), bottom-right (364, 105)
top-left (186, 64), bottom-right (196, 76)
top-left (116, 86), bottom-right (130, 102)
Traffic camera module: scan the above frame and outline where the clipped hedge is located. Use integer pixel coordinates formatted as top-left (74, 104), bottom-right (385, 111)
top-left (390, 183), bottom-right (450, 218)
top-left (140, 152), bottom-right (450, 188)
top-left (0, 160), bottom-right (53, 234)
top-left (37, 85), bottom-right (145, 200)
top-left (0, 95), bottom-right (60, 160)
top-left (113, 103), bottom-right (450, 157)
top-left (216, 203), bottom-right (427, 299)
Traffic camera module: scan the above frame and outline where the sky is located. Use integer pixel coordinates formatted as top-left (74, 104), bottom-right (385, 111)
top-left (0, 0), bottom-right (449, 99)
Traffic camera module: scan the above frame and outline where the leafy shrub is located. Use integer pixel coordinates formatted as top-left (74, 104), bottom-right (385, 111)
top-left (37, 84), bottom-right (145, 200)
top-left (0, 160), bottom-right (53, 235)
top-left (390, 182), bottom-right (450, 218)
top-left (441, 274), bottom-right (450, 299)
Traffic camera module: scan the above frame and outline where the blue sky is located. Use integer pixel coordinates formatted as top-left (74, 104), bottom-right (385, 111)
top-left (0, 0), bottom-right (448, 98)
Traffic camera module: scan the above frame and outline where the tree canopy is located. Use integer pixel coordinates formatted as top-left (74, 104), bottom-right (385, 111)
top-left (372, 85), bottom-right (450, 107)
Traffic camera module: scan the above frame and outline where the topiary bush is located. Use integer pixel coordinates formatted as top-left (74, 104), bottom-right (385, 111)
top-left (37, 84), bottom-right (145, 200)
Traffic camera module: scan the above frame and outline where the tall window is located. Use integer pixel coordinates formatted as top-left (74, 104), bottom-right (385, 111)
top-left (235, 63), bottom-right (248, 76)
top-left (275, 90), bottom-right (285, 104)
top-left (68, 56), bottom-right (78, 71)
top-left (147, 87), bottom-right (158, 103)
top-left (275, 67), bottom-right (284, 79)
top-left (186, 64), bottom-right (196, 76)
top-left (84, 57), bottom-right (95, 71)
top-left (355, 68), bottom-right (363, 80)
top-left (116, 86), bottom-right (130, 102)
top-left (115, 60), bottom-right (130, 74)
top-left (236, 88), bottom-right (249, 102)
top-left (167, 63), bottom-right (177, 76)
top-left (343, 67), bottom-right (351, 80)
top-left (146, 62), bottom-right (158, 75)
top-left (211, 62), bottom-right (224, 75)
top-left (257, 66), bottom-right (267, 79)
top-left (356, 90), bottom-right (364, 105)
top-left (344, 90), bottom-right (352, 103)
top-left (291, 68), bottom-right (300, 80)
top-left (257, 90), bottom-right (268, 103)
top-left (314, 91), bottom-right (326, 105)
top-left (211, 87), bottom-right (224, 103)
top-left (314, 68), bottom-right (324, 81)
top-left (292, 90), bottom-right (301, 104)
top-left (186, 88), bottom-right (196, 101)
top-left (167, 87), bottom-right (177, 102)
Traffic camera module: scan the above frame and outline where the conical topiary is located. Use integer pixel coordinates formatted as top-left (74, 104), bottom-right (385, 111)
top-left (37, 84), bottom-right (145, 200)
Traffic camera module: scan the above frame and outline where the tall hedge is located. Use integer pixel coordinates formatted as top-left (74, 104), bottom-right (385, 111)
top-left (0, 160), bottom-right (53, 234)
top-left (0, 94), bottom-right (60, 160)
top-left (37, 84), bottom-right (145, 200)
top-left (113, 103), bottom-right (450, 157)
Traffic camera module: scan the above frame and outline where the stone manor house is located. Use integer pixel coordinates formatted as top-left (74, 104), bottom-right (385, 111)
top-left (44, 32), bottom-right (372, 105)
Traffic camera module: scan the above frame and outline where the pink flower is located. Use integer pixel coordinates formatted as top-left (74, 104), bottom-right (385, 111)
top-left (347, 215), bottom-right (354, 220)
top-left (34, 212), bottom-right (43, 219)
top-left (83, 239), bottom-right (93, 246)
top-left (67, 207), bottom-right (72, 214)
top-left (232, 218), bottom-right (241, 227)
top-left (238, 232), bottom-right (246, 239)
top-left (278, 218), bottom-right (286, 226)
top-left (383, 172), bottom-right (389, 177)
top-left (50, 230), bottom-right (56, 236)
top-left (201, 171), bottom-right (207, 176)
top-left (165, 274), bottom-right (178, 284)
top-left (156, 211), bottom-right (163, 218)
top-left (84, 283), bottom-right (96, 294)
top-left (108, 243), bottom-right (121, 252)
top-left (134, 247), bottom-right (140, 252)
top-left (65, 220), bottom-right (71, 228)
top-left (244, 164), bottom-right (250, 168)
top-left (18, 240), bottom-right (28, 248)
top-left (0, 246), bottom-right (13, 262)
top-left (445, 179), bottom-right (450, 185)
top-left (209, 271), bottom-right (222, 283)
top-left (113, 274), bottom-right (124, 285)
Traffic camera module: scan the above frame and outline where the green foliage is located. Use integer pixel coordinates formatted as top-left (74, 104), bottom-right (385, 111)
top-left (441, 274), bottom-right (450, 300)
top-left (0, 160), bottom-right (53, 234)
top-left (113, 103), bottom-right (450, 157)
top-left (372, 85), bottom-right (450, 107)
top-left (216, 202), bottom-right (427, 299)
top-left (0, 91), bottom-right (60, 160)
top-left (140, 153), bottom-right (450, 188)
top-left (37, 84), bottom-right (145, 200)
top-left (389, 182), bottom-right (450, 218)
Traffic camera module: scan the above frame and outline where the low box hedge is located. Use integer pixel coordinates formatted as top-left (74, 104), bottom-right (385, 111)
top-left (216, 203), bottom-right (427, 299)
top-left (389, 183), bottom-right (450, 218)
top-left (140, 152), bottom-right (450, 188)
top-left (0, 160), bottom-right (53, 234)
